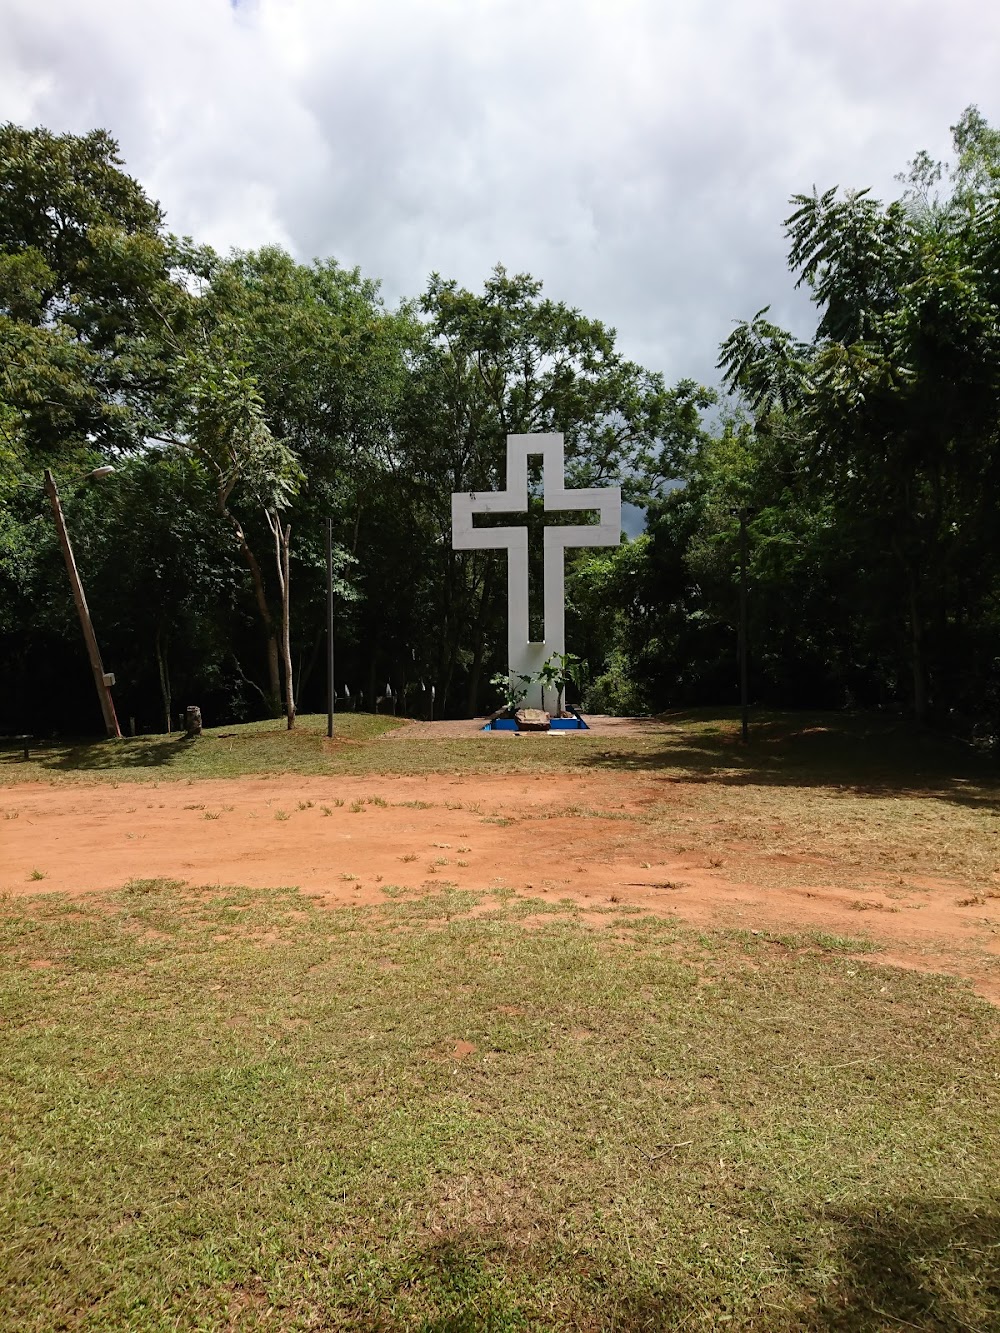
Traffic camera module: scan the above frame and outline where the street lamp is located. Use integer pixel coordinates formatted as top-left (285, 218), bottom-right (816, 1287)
top-left (43, 467), bottom-right (122, 740)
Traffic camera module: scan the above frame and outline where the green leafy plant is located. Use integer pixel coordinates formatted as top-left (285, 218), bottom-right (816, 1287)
top-left (489, 670), bottom-right (531, 713)
top-left (492, 653), bottom-right (582, 714)
top-left (536, 651), bottom-right (582, 702)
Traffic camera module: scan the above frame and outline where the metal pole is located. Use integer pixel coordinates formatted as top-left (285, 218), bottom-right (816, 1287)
top-left (738, 509), bottom-right (749, 744)
top-left (44, 469), bottom-right (121, 739)
top-left (326, 517), bottom-right (334, 739)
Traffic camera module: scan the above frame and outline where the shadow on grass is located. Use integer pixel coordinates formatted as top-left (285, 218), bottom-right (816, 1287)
top-left (1, 736), bottom-right (191, 773)
top-left (397, 1196), bottom-right (1000, 1331)
top-left (577, 710), bottom-right (1000, 808)
top-left (782, 1195), bottom-right (1000, 1332)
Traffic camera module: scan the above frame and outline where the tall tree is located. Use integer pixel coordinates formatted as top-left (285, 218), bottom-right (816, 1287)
top-left (718, 106), bottom-right (1000, 722)
top-left (0, 124), bottom-right (171, 483)
top-left (391, 266), bottom-right (685, 714)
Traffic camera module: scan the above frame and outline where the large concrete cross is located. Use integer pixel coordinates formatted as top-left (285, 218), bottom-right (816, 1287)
top-left (452, 433), bottom-right (622, 711)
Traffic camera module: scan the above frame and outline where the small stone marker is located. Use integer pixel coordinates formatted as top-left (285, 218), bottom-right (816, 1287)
top-left (515, 708), bottom-right (550, 731)
top-left (185, 705), bottom-right (202, 738)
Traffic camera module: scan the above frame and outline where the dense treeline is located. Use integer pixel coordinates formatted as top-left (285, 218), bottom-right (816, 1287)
top-left (2, 113), bottom-right (999, 740)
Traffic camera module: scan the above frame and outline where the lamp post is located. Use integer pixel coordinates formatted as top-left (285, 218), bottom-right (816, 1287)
top-left (43, 467), bottom-right (122, 740)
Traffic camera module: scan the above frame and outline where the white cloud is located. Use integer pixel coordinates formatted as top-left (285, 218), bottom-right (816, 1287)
top-left (2, 0), bottom-right (998, 385)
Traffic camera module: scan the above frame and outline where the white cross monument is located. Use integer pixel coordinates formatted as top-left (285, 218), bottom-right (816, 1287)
top-left (451, 433), bottom-right (622, 713)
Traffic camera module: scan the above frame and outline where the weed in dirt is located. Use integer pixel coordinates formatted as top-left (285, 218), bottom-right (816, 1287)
top-left (320, 806), bottom-right (333, 816)
top-left (183, 803), bottom-right (205, 810)
top-left (203, 811), bottom-right (220, 820)
top-left (332, 798), bottom-right (345, 807)
top-left (457, 860), bottom-right (469, 868)
top-left (350, 800), bottom-right (365, 813)
top-left (400, 853), bottom-right (417, 863)
top-left (28, 869), bottom-right (46, 881)
top-left (367, 796), bottom-right (388, 808)
top-left (3, 810), bottom-right (18, 819)
top-left (274, 809), bottom-right (290, 821)
top-left (121, 877), bottom-right (187, 896)
top-left (395, 800), bottom-right (433, 809)
top-left (297, 800), bottom-right (314, 811)
top-left (562, 805), bottom-right (650, 823)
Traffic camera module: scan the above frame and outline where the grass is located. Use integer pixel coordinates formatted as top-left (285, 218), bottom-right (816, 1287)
top-left (1, 712), bottom-right (408, 783)
top-left (3, 707), bottom-right (997, 788)
top-left (1, 880), bottom-right (997, 1331)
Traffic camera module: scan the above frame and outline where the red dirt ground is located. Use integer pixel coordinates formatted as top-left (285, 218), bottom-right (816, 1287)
top-left (3, 771), bottom-right (998, 1003)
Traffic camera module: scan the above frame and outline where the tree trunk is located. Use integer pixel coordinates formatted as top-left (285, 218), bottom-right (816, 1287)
top-left (155, 625), bottom-right (171, 735)
top-left (224, 506), bottom-right (282, 709)
top-left (296, 628), bottom-right (324, 706)
top-left (465, 559), bottom-right (494, 717)
top-left (907, 569), bottom-right (928, 723)
top-left (266, 510), bottom-right (295, 730)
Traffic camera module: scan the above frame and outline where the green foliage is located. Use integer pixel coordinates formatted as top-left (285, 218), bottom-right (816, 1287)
top-left (710, 106), bottom-right (1000, 729)
top-left (0, 124), bottom-right (171, 482)
top-left (488, 671), bottom-right (530, 712)
top-left (3, 111), bottom-right (1000, 737)
top-left (488, 653), bottom-right (583, 713)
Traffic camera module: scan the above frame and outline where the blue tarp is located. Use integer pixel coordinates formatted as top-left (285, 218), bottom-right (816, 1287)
top-left (481, 716), bottom-right (589, 732)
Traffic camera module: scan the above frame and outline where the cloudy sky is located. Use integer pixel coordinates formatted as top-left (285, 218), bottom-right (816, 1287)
top-left (2, 0), bottom-right (998, 388)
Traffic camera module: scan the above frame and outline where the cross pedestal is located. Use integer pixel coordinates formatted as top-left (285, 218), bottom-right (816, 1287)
top-left (451, 434), bottom-right (622, 712)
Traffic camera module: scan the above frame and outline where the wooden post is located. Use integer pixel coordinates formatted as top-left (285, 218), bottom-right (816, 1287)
top-left (44, 469), bottom-right (121, 739)
top-left (185, 706), bottom-right (202, 738)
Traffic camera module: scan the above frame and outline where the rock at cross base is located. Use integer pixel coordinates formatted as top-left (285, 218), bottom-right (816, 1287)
top-left (515, 708), bottom-right (550, 731)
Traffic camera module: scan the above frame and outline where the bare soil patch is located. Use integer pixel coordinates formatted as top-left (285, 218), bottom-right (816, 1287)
top-left (4, 768), bottom-right (998, 1001)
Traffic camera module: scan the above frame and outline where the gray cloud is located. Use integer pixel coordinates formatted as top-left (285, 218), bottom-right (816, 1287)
top-left (2, 0), bottom-right (997, 389)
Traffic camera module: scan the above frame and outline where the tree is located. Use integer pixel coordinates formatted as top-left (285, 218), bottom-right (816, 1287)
top-left (718, 107), bottom-right (1000, 723)
top-left (158, 339), bottom-right (302, 711)
top-left (391, 265), bottom-right (688, 714)
top-left (156, 246), bottom-right (412, 714)
top-left (0, 124), bottom-right (171, 483)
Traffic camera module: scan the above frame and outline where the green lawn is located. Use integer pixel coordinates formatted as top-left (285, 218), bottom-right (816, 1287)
top-left (3, 709), bottom-right (997, 793)
top-left (1, 880), bottom-right (997, 1331)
